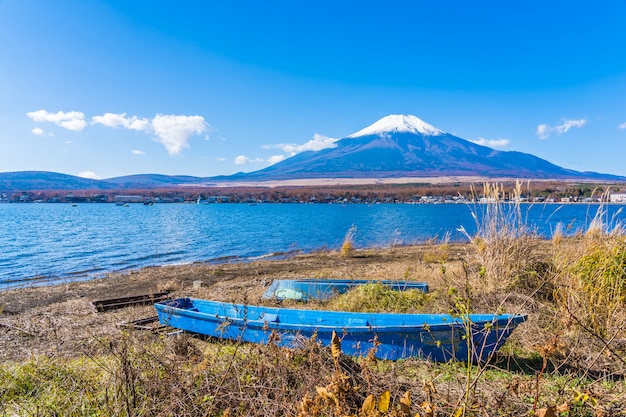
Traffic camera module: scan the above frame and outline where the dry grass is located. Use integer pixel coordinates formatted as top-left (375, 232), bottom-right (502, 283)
top-left (340, 224), bottom-right (358, 257)
top-left (324, 282), bottom-right (433, 314)
top-left (459, 181), bottom-right (547, 293)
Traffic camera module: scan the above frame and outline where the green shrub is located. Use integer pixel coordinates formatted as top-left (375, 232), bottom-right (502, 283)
top-left (557, 235), bottom-right (626, 336)
top-left (0, 357), bottom-right (103, 416)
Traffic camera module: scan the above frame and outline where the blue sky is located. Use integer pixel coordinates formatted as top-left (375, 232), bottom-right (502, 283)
top-left (2, 0), bottom-right (626, 179)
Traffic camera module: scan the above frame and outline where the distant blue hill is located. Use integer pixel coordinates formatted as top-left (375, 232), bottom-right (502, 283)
top-left (0, 171), bottom-right (119, 191)
top-left (104, 174), bottom-right (205, 188)
top-left (0, 171), bottom-right (208, 192)
top-left (1, 115), bottom-right (624, 192)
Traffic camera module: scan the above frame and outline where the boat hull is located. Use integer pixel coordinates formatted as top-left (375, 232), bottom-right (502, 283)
top-left (155, 298), bottom-right (526, 362)
top-left (261, 279), bottom-right (429, 301)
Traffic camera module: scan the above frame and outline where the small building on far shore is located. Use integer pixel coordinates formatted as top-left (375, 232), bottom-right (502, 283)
top-left (208, 195), bottom-right (230, 203)
top-left (114, 195), bottom-right (144, 203)
top-left (609, 192), bottom-right (626, 203)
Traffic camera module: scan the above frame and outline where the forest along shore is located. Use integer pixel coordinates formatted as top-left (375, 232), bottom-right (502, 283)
top-left (0, 244), bottom-right (468, 362)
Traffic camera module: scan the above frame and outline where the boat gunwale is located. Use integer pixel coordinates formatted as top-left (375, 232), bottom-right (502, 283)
top-left (154, 297), bottom-right (527, 333)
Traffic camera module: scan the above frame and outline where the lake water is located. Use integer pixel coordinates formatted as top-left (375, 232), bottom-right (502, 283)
top-left (0, 202), bottom-right (624, 289)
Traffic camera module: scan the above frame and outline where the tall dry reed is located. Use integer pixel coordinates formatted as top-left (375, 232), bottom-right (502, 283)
top-left (458, 180), bottom-right (545, 293)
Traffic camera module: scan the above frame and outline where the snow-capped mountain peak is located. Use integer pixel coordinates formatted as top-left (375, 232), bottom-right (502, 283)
top-left (348, 114), bottom-right (444, 138)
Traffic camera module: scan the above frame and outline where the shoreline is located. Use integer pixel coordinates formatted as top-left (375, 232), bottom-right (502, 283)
top-left (0, 248), bottom-right (306, 292)
top-left (0, 244), bottom-right (467, 362)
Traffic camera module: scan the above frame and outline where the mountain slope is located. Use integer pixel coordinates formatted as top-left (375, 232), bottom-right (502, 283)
top-left (230, 115), bottom-right (622, 181)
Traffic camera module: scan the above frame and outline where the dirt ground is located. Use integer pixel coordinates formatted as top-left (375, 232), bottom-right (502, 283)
top-left (0, 244), bottom-right (469, 362)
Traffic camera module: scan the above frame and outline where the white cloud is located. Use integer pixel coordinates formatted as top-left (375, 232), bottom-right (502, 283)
top-left (29, 109), bottom-right (212, 156)
top-left (536, 118), bottom-right (587, 140)
top-left (235, 154), bottom-right (285, 166)
top-left (26, 110), bottom-right (87, 131)
top-left (536, 124), bottom-right (550, 140)
top-left (267, 154), bottom-right (286, 165)
top-left (470, 137), bottom-right (510, 148)
top-left (265, 133), bottom-right (338, 155)
top-left (236, 133), bottom-right (338, 168)
top-left (131, 149), bottom-right (145, 155)
top-left (619, 122), bottom-right (626, 129)
top-left (92, 112), bottom-right (210, 155)
top-left (216, 157), bottom-right (226, 162)
top-left (92, 113), bottom-right (150, 131)
top-left (31, 127), bottom-right (51, 136)
top-left (234, 155), bottom-right (263, 165)
top-left (556, 119), bottom-right (586, 134)
top-left (91, 113), bottom-right (210, 156)
top-left (151, 114), bottom-right (210, 156)
top-left (77, 170), bottom-right (100, 179)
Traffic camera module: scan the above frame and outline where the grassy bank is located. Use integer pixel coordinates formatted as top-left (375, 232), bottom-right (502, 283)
top-left (1, 184), bottom-right (625, 416)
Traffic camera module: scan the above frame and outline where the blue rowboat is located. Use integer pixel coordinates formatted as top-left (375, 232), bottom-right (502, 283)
top-left (154, 297), bottom-right (526, 362)
top-left (261, 279), bottom-right (429, 301)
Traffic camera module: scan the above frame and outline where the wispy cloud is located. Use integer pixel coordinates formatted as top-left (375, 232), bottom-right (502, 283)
top-left (92, 113), bottom-right (150, 131)
top-left (77, 170), bottom-right (100, 179)
top-left (470, 137), bottom-right (510, 148)
top-left (131, 149), bottom-right (145, 155)
top-left (27, 110), bottom-right (87, 131)
top-left (234, 154), bottom-right (286, 166)
top-left (31, 127), bottom-right (53, 136)
top-left (267, 154), bottom-right (286, 164)
top-left (240, 133), bottom-right (340, 167)
top-left (536, 118), bottom-right (587, 140)
top-left (234, 155), bottom-right (264, 165)
top-left (264, 133), bottom-right (338, 155)
top-left (619, 122), bottom-right (626, 129)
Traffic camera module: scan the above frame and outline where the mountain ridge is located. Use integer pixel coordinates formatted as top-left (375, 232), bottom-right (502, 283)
top-left (1, 114), bottom-right (624, 191)
top-left (236, 114), bottom-right (621, 181)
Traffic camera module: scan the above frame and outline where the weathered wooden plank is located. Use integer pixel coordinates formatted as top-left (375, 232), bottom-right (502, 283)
top-left (93, 292), bottom-right (170, 312)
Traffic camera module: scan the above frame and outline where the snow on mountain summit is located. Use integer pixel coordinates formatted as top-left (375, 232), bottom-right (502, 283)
top-left (348, 114), bottom-right (444, 138)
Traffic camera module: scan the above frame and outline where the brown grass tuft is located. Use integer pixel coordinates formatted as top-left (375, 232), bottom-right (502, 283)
top-left (340, 224), bottom-right (358, 257)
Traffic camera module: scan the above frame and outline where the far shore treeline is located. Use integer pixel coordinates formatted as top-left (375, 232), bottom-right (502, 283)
top-left (1, 181), bottom-right (624, 204)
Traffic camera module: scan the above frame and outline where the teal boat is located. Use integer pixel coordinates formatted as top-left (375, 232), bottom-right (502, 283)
top-left (261, 279), bottom-right (429, 301)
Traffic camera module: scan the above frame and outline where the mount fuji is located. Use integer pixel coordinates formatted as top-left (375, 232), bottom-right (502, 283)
top-left (219, 114), bottom-right (623, 182)
top-left (2, 115), bottom-right (623, 192)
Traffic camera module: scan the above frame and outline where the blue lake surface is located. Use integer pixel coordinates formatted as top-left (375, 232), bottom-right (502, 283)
top-left (0, 202), bottom-right (624, 289)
